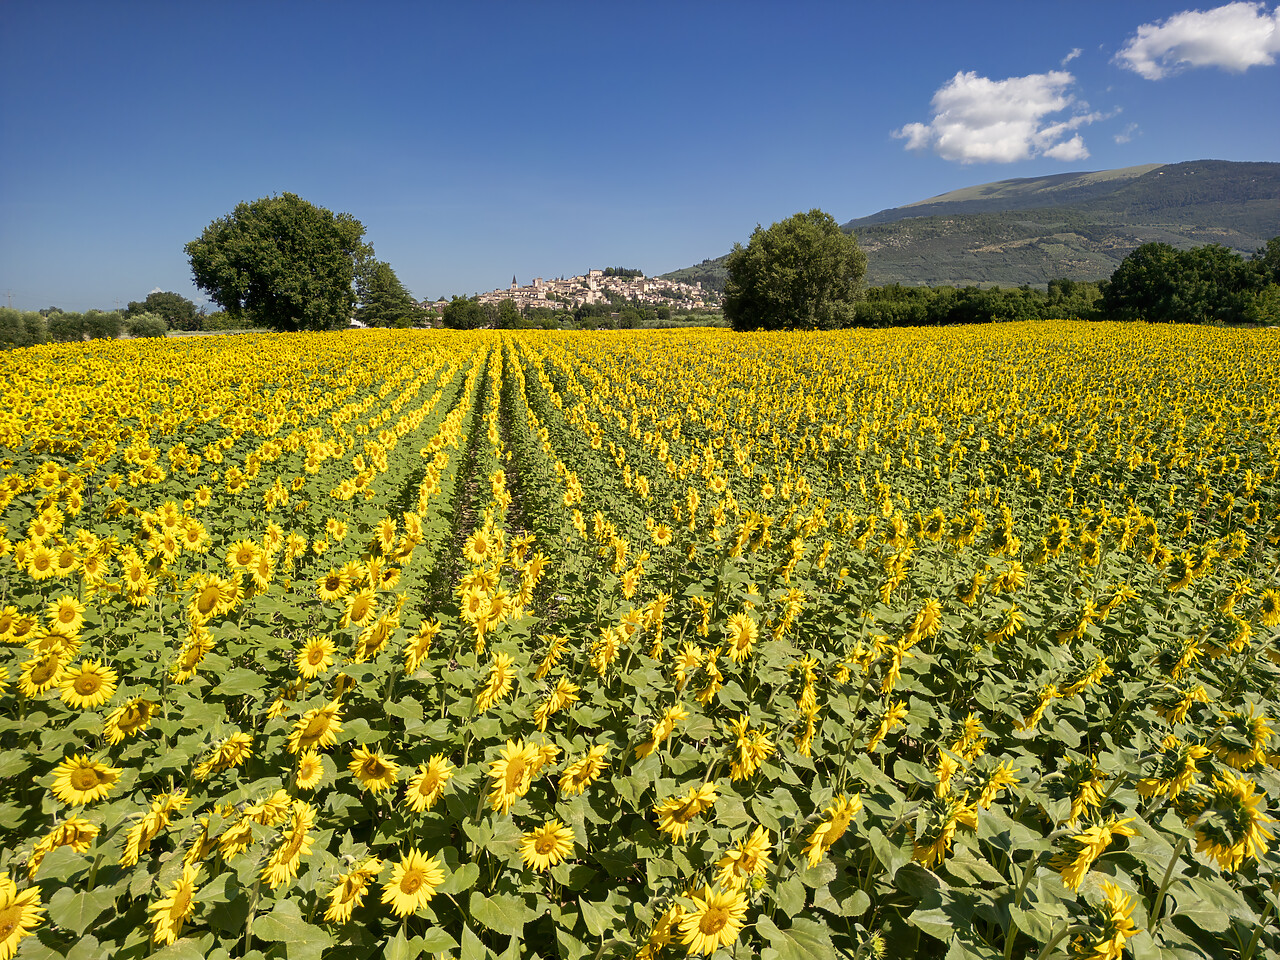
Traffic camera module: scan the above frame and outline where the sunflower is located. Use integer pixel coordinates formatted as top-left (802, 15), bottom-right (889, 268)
top-left (1192, 771), bottom-right (1275, 871)
top-left (1259, 589), bottom-right (1280, 628)
top-left (51, 754), bottom-right (121, 805)
top-left (103, 697), bottom-right (157, 745)
top-left (278, 744), bottom-right (319, 790)
top-left (653, 783), bottom-right (718, 843)
top-left (296, 637), bottom-right (336, 679)
top-left (148, 863), bottom-right (200, 945)
top-left (677, 886), bottom-right (748, 956)
top-left (225, 539), bottom-right (260, 572)
top-left (285, 698), bottom-right (343, 753)
top-left (193, 732), bottom-right (254, 780)
top-left (342, 589), bottom-right (378, 629)
top-left (380, 849), bottom-right (445, 918)
top-left (403, 756), bottom-right (454, 813)
top-left (475, 652), bottom-right (516, 712)
top-left (403, 619), bottom-right (440, 675)
top-left (865, 698), bottom-right (909, 752)
top-left (803, 795), bottom-right (862, 866)
top-left (559, 744), bottom-right (609, 796)
top-left (1071, 881), bottom-right (1139, 960)
top-left (26, 818), bottom-right (97, 879)
top-left (261, 802), bottom-right (316, 889)
top-left (724, 613), bottom-right (758, 663)
top-left (58, 659), bottom-right (118, 710)
top-left (324, 857), bottom-right (382, 924)
top-left (348, 747), bottom-right (399, 794)
top-left (45, 596), bottom-right (85, 636)
top-left (316, 569), bottom-right (350, 604)
top-left (487, 739), bottom-right (541, 815)
top-left (463, 528), bottom-right (493, 566)
top-left (0, 872), bottom-right (44, 958)
top-left (18, 651), bottom-right (67, 699)
top-left (520, 820), bottom-right (575, 871)
top-left (913, 794), bottom-right (978, 868)
top-left (715, 825), bottom-right (773, 890)
top-left (1050, 817), bottom-right (1137, 891)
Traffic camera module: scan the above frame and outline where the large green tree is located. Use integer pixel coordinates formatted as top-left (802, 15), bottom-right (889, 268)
top-left (355, 258), bottom-right (420, 328)
top-left (126, 291), bottom-right (199, 330)
top-left (723, 209), bottom-right (866, 331)
top-left (186, 193), bottom-right (369, 332)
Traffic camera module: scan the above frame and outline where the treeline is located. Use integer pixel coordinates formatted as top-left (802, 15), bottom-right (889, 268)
top-left (438, 296), bottom-right (720, 331)
top-left (0, 290), bottom-right (269, 349)
top-left (855, 237), bottom-right (1279, 327)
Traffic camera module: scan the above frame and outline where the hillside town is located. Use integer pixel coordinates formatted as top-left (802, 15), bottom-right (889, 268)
top-left (421, 269), bottom-right (713, 315)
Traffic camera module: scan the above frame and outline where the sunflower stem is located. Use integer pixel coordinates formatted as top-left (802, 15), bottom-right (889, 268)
top-left (1147, 833), bottom-right (1188, 934)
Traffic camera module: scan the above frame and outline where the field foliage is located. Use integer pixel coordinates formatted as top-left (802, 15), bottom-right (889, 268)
top-left (0, 323), bottom-right (1277, 960)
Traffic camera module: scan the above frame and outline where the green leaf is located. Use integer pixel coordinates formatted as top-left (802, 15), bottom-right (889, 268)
top-left (214, 668), bottom-right (267, 697)
top-left (755, 915), bottom-right (837, 960)
top-left (580, 889), bottom-right (628, 937)
top-left (468, 891), bottom-right (534, 936)
top-left (438, 860), bottom-right (480, 896)
top-left (773, 876), bottom-right (806, 917)
top-left (46, 885), bottom-right (117, 937)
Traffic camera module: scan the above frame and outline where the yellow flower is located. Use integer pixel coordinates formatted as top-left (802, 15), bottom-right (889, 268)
top-left (487, 739), bottom-right (542, 815)
top-left (26, 818), bottom-right (97, 879)
top-left (520, 819), bottom-right (575, 871)
top-left (103, 697), bottom-right (157, 745)
top-left (866, 698), bottom-right (909, 752)
top-left (0, 873), bottom-right (43, 959)
top-left (193, 732), bottom-right (253, 780)
top-left (380, 848), bottom-right (444, 918)
top-left (913, 794), bottom-right (978, 868)
top-left (803, 795), bottom-right (862, 866)
top-left (559, 745), bottom-right (609, 796)
top-left (725, 612), bottom-right (758, 663)
top-left (148, 863), bottom-right (200, 945)
top-left (653, 783), bottom-right (718, 843)
top-left (287, 700), bottom-right (344, 754)
top-left (715, 825), bottom-right (773, 890)
top-left (261, 802), bottom-right (316, 889)
top-left (1050, 817), bottom-right (1138, 891)
top-left (296, 637), bottom-right (335, 679)
top-left (403, 756), bottom-right (454, 813)
top-left (475, 651), bottom-right (516, 712)
top-left (1192, 771), bottom-right (1275, 871)
top-left (51, 755), bottom-right (121, 805)
top-left (677, 886), bottom-right (747, 956)
top-left (296, 750), bottom-right (325, 790)
top-left (1071, 881), bottom-right (1139, 960)
top-left (324, 857), bottom-right (382, 924)
top-left (348, 746), bottom-right (399, 793)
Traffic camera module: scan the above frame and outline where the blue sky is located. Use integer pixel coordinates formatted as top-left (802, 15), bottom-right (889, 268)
top-left (2, 1), bottom-right (1278, 310)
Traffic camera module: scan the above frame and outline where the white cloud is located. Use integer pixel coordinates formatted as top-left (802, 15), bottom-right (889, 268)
top-left (149, 286), bottom-right (163, 294)
top-left (893, 70), bottom-right (1101, 164)
top-left (1114, 122), bottom-right (1141, 143)
top-left (1116, 2), bottom-right (1280, 79)
top-left (1062, 47), bottom-right (1083, 65)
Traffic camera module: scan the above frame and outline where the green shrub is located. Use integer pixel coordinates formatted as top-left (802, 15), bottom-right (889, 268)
top-left (47, 311), bottom-right (86, 343)
top-left (84, 310), bottom-right (124, 340)
top-left (0, 307), bottom-right (48, 349)
top-left (127, 312), bottom-right (168, 338)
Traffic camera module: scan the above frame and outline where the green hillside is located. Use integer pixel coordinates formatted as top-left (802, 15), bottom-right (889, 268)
top-left (661, 160), bottom-right (1280, 290)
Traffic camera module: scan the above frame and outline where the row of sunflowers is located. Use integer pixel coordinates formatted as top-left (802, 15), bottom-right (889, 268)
top-left (0, 322), bottom-right (1277, 960)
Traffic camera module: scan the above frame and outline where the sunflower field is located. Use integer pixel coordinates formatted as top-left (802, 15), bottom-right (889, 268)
top-left (0, 321), bottom-right (1277, 960)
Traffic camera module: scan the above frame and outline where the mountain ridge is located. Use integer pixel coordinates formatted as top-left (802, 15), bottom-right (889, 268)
top-left (660, 159), bottom-right (1280, 290)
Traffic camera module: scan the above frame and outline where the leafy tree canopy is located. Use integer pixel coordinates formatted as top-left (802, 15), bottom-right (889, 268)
top-left (355, 259), bottom-right (419, 328)
top-left (126, 291), bottom-right (198, 330)
top-left (186, 193), bottom-right (369, 332)
top-left (723, 209), bottom-right (867, 331)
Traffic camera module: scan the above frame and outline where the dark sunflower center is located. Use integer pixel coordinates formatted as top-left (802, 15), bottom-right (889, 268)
top-left (71, 767), bottom-right (102, 790)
